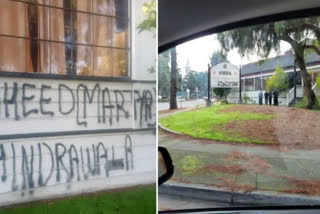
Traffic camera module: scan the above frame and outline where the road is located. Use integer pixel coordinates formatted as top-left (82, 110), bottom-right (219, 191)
top-left (158, 192), bottom-right (233, 211)
top-left (158, 99), bottom-right (206, 111)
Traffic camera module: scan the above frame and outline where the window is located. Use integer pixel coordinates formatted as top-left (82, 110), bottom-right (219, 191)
top-left (244, 78), bottom-right (254, 91)
top-left (255, 76), bottom-right (263, 91)
top-left (0, 0), bottom-right (130, 77)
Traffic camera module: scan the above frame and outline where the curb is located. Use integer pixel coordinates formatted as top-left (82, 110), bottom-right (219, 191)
top-left (158, 123), bottom-right (183, 135)
top-left (159, 183), bottom-right (320, 206)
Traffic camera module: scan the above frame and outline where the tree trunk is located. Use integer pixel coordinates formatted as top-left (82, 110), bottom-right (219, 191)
top-left (295, 54), bottom-right (317, 109)
top-left (170, 47), bottom-right (178, 109)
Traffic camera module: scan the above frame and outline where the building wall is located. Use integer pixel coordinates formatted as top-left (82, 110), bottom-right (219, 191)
top-left (0, 0), bottom-right (156, 206)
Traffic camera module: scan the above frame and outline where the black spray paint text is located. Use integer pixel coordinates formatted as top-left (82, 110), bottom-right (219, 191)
top-left (0, 135), bottom-right (134, 196)
top-left (1, 82), bottom-right (156, 127)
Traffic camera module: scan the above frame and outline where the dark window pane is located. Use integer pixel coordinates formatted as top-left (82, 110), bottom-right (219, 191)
top-left (26, 5), bottom-right (50, 39)
top-left (26, 40), bottom-right (50, 73)
top-left (0, 0), bottom-right (25, 37)
top-left (115, 0), bottom-right (128, 19)
top-left (50, 0), bottom-right (72, 8)
top-left (93, 47), bottom-right (112, 76)
top-left (114, 20), bottom-right (129, 48)
top-left (0, 36), bottom-right (26, 72)
top-left (245, 78), bottom-right (254, 91)
top-left (255, 77), bottom-right (262, 91)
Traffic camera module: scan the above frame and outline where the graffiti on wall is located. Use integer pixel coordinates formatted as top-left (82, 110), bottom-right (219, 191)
top-left (0, 135), bottom-right (135, 196)
top-left (0, 81), bottom-right (156, 135)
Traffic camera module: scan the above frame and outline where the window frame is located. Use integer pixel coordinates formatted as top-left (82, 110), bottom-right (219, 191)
top-left (0, 0), bottom-right (132, 81)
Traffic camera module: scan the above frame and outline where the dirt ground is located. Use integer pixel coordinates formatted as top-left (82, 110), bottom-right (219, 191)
top-left (219, 105), bottom-right (320, 150)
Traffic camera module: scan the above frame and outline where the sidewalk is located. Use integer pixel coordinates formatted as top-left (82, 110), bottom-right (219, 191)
top-left (158, 105), bottom-right (320, 199)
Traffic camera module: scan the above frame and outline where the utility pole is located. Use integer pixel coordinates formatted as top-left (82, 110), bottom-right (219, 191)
top-left (239, 65), bottom-right (242, 103)
top-left (207, 63), bottom-right (212, 106)
top-left (293, 55), bottom-right (297, 103)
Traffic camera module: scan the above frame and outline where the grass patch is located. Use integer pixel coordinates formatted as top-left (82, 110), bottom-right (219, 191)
top-left (159, 104), bottom-right (273, 144)
top-left (0, 186), bottom-right (156, 214)
top-left (294, 97), bottom-right (320, 110)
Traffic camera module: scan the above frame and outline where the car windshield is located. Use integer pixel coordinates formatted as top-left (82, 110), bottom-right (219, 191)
top-left (158, 15), bottom-right (320, 211)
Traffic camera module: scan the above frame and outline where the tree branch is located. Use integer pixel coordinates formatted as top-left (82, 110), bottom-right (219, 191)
top-left (301, 23), bottom-right (320, 39)
top-left (305, 44), bottom-right (320, 56)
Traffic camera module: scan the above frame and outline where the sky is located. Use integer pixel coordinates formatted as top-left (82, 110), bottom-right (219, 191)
top-left (176, 34), bottom-right (291, 76)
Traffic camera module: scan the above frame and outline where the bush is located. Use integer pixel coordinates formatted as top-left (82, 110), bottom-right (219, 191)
top-left (242, 93), bottom-right (254, 104)
top-left (213, 88), bottom-right (231, 100)
top-left (266, 66), bottom-right (288, 92)
top-left (220, 99), bottom-right (229, 104)
top-left (295, 97), bottom-right (320, 110)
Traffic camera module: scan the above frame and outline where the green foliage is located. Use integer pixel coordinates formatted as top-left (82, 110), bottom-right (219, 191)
top-left (182, 69), bottom-right (208, 98)
top-left (242, 93), bottom-right (254, 104)
top-left (218, 17), bottom-right (320, 58)
top-left (0, 186), bottom-right (156, 214)
top-left (217, 17), bottom-right (320, 109)
top-left (317, 75), bottom-right (320, 89)
top-left (137, 0), bottom-right (156, 37)
top-left (294, 97), bottom-right (308, 109)
top-left (159, 104), bottom-right (274, 144)
top-left (266, 66), bottom-right (288, 92)
top-left (295, 97), bottom-right (320, 110)
top-left (210, 51), bottom-right (227, 66)
top-left (213, 88), bottom-right (231, 100)
top-left (158, 51), bottom-right (170, 97)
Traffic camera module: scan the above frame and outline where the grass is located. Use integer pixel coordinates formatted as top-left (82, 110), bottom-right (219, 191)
top-left (159, 104), bottom-right (273, 144)
top-left (294, 96), bottom-right (320, 111)
top-left (0, 185), bottom-right (156, 214)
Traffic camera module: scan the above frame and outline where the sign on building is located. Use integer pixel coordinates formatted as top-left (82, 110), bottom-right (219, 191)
top-left (210, 62), bottom-right (239, 88)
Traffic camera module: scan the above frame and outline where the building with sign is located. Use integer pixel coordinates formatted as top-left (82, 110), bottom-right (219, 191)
top-left (227, 50), bottom-right (320, 105)
top-left (0, 0), bottom-right (156, 206)
top-left (210, 62), bottom-right (239, 89)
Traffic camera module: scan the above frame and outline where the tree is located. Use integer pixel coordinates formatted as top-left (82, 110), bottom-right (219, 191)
top-left (137, 0), bottom-right (156, 38)
top-left (213, 88), bottom-right (231, 100)
top-left (170, 47), bottom-right (178, 109)
top-left (210, 51), bottom-right (227, 66)
top-left (137, 0), bottom-right (156, 73)
top-left (218, 17), bottom-right (320, 109)
top-left (266, 66), bottom-right (289, 92)
top-left (158, 50), bottom-right (170, 98)
top-left (317, 75), bottom-right (320, 89)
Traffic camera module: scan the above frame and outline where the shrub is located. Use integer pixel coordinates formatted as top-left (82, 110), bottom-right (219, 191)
top-left (295, 97), bottom-right (320, 110)
top-left (242, 93), bottom-right (254, 104)
top-left (266, 66), bottom-right (288, 92)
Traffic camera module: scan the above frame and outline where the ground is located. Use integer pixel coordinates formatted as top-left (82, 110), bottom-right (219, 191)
top-left (160, 104), bottom-right (320, 150)
top-left (159, 104), bottom-right (320, 197)
top-left (0, 185), bottom-right (156, 214)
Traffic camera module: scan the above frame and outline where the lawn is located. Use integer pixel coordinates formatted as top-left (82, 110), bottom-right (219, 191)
top-left (0, 185), bottom-right (156, 214)
top-left (159, 104), bottom-right (273, 144)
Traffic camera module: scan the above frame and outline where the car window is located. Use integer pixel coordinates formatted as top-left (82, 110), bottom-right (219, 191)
top-left (158, 15), bottom-right (320, 211)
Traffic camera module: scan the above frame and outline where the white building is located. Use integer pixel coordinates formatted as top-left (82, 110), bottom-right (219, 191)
top-left (227, 50), bottom-right (320, 105)
top-left (0, 0), bottom-right (156, 206)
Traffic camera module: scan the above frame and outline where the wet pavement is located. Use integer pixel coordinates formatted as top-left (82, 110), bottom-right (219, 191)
top-left (158, 106), bottom-right (320, 198)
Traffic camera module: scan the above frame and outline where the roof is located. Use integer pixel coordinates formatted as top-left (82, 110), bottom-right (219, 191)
top-left (241, 52), bottom-right (320, 76)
